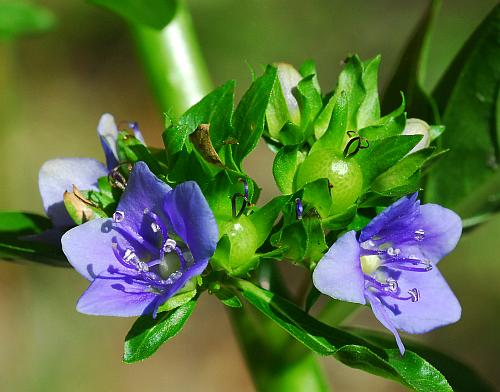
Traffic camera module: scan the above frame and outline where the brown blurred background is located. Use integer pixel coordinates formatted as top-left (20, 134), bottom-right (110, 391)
top-left (0, 1), bottom-right (499, 391)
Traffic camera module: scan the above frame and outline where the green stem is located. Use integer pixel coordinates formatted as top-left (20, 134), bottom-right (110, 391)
top-left (229, 306), bottom-right (330, 392)
top-left (130, 0), bottom-right (212, 117)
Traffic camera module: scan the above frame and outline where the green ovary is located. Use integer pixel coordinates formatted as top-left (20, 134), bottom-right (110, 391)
top-left (296, 149), bottom-right (363, 215)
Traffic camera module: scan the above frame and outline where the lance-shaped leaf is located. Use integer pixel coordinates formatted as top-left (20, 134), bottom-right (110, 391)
top-left (348, 328), bottom-right (495, 392)
top-left (382, 0), bottom-right (441, 122)
top-left (0, 212), bottom-right (67, 266)
top-left (273, 145), bottom-right (305, 194)
top-left (123, 298), bottom-right (197, 363)
top-left (232, 279), bottom-right (456, 392)
top-left (425, 5), bottom-right (500, 219)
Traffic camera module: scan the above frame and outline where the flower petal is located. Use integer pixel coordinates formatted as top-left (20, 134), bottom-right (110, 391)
top-left (62, 218), bottom-right (126, 280)
top-left (39, 158), bottom-right (107, 227)
top-left (76, 266), bottom-right (158, 317)
top-left (381, 267), bottom-right (461, 334)
top-left (366, 290), bottom-right (405, 355)
top-left (312, 231), bottom-right (366, 305)
top-left (116, 162), bottom-right (172, 236)
top-left (360, 193), bottom-right (420, 243)
top-left (413, 204), bottom-right (462, 263)
top-left (163, 181), bottom-right (218, 262)
top-left (97, 113), bottom-right (119, 170)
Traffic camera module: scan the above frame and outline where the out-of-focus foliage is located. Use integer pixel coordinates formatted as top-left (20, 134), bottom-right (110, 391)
top-left (0, 1), bottom-right (55, 39)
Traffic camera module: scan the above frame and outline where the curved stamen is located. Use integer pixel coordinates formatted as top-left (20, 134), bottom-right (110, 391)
top-left (143, 209), bottom-right (168, 240)
top-left (295, 198), bottom-right (303, 220)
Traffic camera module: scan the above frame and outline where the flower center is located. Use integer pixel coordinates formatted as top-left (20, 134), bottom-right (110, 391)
top-left (360, 234), bottom-right (432, 305)
top-left (110, 209), bottom-right (192, 293)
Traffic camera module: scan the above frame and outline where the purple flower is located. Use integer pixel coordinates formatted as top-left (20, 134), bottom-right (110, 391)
top-left (313, 193), bottom-right (462, 354)
top-left (61, 162), bottom-right (218, 317)
top-left (38, 114), bottom-right (144, 230)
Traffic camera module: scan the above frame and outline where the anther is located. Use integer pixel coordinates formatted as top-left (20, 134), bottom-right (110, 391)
top-left (387, 247), bottom-right (400, 256)
top-left (163, 238), bottom-right (177, 253)
top-left (113, 210), bottom-right (125, 223)
top-left (408, 288), bottom-right (420, 302)
top-left (414, 229), bottom-right (425, 241)
top-left (385, 278), bottom-right (398, 292)
top-left (295, 198), bottom-right (303, 220)
top-left (151, 222), bottom-right (161, 233)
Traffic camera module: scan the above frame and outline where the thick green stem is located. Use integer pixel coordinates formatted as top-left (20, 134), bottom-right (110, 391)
top-left (130, 0), bottom-right (212, 117)
top-left (229, 306), bottom-right (330, 392)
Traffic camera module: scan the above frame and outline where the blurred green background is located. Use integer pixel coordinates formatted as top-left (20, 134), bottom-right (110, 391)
top-left (0, 0), bottom-right (499, 391)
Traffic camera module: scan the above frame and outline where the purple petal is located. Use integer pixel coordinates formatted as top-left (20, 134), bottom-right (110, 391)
top-left (61, 218), bottom-right (127, 280)
top-left (366, 290), bottom-right (405, 355)
top-left (381, 267), bottom-right (461, 334)
top-left (76, 266), bottom-right (158, 317)
top-left (360, 193), bottom-right (420, 243)
top-left (163, 181), bottom-right (218, 262)
top-left (97, 113), bottom-right (119, 170)
top-left (312, 231), bottom-right (366, 305)
top-left (413, 204), bottom-right (462, 264)
top-left (39, 158), bottom-right (107, 227)
top-left (116, 162), bottom-right (172, 237)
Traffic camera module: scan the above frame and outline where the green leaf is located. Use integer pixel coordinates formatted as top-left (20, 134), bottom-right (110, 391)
top-left (425, 5), bottom-right (500, 219)
top-left (117, 133), bottom-right (165, 176)
top-left (355, 135), bottom-right (422, 187)
top-left (232, 280), bottom-right (454, 392)
top-left (382, 0), bottom-right (441, 122)
top-left (89, 0), bottom-right (177, 30)
top-left (359, 96), bottom-right (406, 141)
top-left (163, 81), bottom-right (235, 161)
top-left (233, 66), bottom-right (277, 164)
top-left (214, 287), bottom-right (242, 308)
top-left (0, 1), bottom-right (55, 39)
top-left (123, 299), bottom-right (197, 363)
top-left (273, 146), bottom-right (305, 194)
top-left (348, 328), bottom-right (495, 392)
top-left (0, 212), bottom-right (67, 267)
top-left (156, 289), bottom-right (197, 313)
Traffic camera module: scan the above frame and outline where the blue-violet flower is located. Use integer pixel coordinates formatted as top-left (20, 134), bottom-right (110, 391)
top-left (313, 193), bottom-right (462, 354)
top-left (38, 113), bottom-right (144, 229)
top-left (61, 162), bottom-right (218, 317)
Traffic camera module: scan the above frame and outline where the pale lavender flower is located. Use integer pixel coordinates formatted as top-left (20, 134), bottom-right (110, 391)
top-left (38, 113), bottom-right (144, 229)
top-left (313, 193), bottom-right (462, 354)
top-left (61, 162), bottom-right (218, 317)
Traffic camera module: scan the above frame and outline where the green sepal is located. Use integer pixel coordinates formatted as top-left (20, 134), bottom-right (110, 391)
top-left (163, 80), bottom-right (235, 162)
top-left (213, 286), bottom-right (243, 308)
top-left (273, 145), bottom-right (306, 194)
top-left (295, 74), bottom-right (323, 136)
top-left (359, 96), bottom-right (406, 141)
top-left (354, 134), bottom-right (422, 188)
top-left (233, 66), bottom-right (277, 164)
top-left (116, 132), bottom-right (165, 176)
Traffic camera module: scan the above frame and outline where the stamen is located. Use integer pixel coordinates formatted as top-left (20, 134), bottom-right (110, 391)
top-left (113, 210), bottom-right (125, 223)
top-left (343, 131), bottom-right (369, 158)
top-left (163, 238), bottom-right (177, 253)
top-left (295, 198), bottom-right (303, 220)
top-left (387, 247), bottom-right (401, 256)
top-left (385, 278), bottom-right (398, 292)
top-left (414, 229), bottom-right (425, 241)
top-left (408, 288), bottom-right (420, 302)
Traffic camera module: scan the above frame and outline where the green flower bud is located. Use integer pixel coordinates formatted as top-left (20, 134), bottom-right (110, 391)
top-left (295, 148), bottom-right (363, 216)
top-left (210, 215), bottom-right (260, 276)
